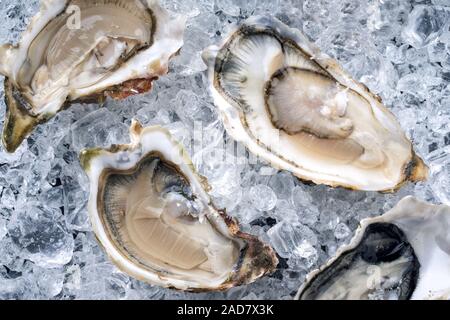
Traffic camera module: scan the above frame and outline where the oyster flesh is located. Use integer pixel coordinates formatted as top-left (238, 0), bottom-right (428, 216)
top-left (203, 16), bottom-right (427, 192)
top-left (296, 196), bottom-right (450, 300)
top-left (0, 0), bottom-right (185, 152)
top-left (80, 120), bottom-right (278, 291)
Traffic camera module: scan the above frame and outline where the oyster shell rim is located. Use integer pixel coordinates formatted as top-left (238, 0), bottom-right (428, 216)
top-left (80, 120), bottom-right (278, 292)
top-left (295, 196), bottom-right (450, 300)
top-left (0, 0), bottom-right (186, 153)
top-left (202, 16), bottom-right (428, 192)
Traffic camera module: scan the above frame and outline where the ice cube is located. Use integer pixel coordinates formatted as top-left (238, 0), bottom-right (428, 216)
top-left (267, 220), bottom-right (318, 259)
top-left (248, 184), bottom-right (278, 212)
top-left (8, 203), bottom-right (74, 268)
top-left (71, 109), bottom-right (129, 152)
top-left (402, 5), bottom-right (449, 48)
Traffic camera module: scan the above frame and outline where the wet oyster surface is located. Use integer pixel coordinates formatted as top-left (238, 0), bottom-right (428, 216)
top-left (297, 197), bottom-right (450, 300)
top-left (100, 154), bottom-right (238, 274)
top-left (100, 154), bottom-right (241, 282)
top-left (0, 0), bottom-right (186, 152)
top-left (298, 222), bottom-right (420, 300)
top-left (81, 122), bottom-right (277, 291)
top-left (205, 16), bottom-right (427, 192)
top-left (0, 0), bottom-right (449, 300)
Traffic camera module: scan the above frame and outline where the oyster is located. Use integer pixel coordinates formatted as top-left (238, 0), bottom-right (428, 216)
top-left (80, 120), bottom-right (278, 291)
top-left (0, 0), bottom-right (185, 152)
top-left (203, 16), bottom-right (427, 192)
top-left (296, 196), bottom-right (450, 300)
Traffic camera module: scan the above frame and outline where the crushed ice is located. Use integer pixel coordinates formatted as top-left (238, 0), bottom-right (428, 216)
top-left (0, 0), bottom-right (449, 299)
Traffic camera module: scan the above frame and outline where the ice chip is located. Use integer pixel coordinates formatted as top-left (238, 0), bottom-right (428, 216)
top-left (402, 5), bottom-right (449, 48)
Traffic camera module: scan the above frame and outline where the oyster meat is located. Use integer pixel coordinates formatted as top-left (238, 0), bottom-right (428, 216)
top-left (296, 196), bottom-right (450, 300)
top-left (203, 16), bottom-right (427, 192)
top-left (80, 120), bottom-right (278, 291)
top-left (0, 0), bottom-right (185, 152)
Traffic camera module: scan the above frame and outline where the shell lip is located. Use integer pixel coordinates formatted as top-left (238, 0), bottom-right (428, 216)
top-left (295, 196), bottom-right (450, 300)
top-left (203, 16), bottom-right (428, 192)
top-left (2, 78), bottom-right (41, 153)
top-left (0, 0), bottom-right (186, 152)
top-left (80, 120), bottom-right (277, 291)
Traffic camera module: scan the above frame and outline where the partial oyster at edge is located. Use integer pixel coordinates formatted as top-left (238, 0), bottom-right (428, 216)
top-left (0, 0), bottom-right (185, 152)
top-left (296, 196), bottom-right (450, 300)
top-left (203, 16), bottom-right (427, 192)
top-left (80, 120), bottom-right (278, 291)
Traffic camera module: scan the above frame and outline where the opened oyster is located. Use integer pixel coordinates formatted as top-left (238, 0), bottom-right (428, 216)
top-left (203, 16), bottom-right (427, 192)
top-left (0, 0), bottom-right (185, 152)
top-left (80, 120), bottom-right (278, 291)
top-left (296, 196), bottom-right (450, 300)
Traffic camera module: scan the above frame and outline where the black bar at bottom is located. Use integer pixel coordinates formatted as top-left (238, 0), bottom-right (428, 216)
top-left (0, 299), bottom-right (447, 318)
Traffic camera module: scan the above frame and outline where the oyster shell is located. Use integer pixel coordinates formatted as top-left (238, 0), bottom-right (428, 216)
top-left (0, 0), bottom-right (185, 152)
top-left (296, 196), bottom-right (450, 300)
top-left (203, 16), bottom-right (427, 192)
top-left (80, 120), bottom-right (278, 291)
